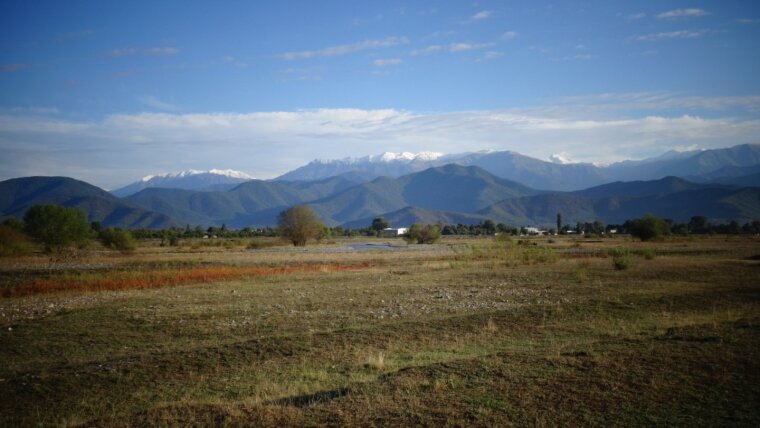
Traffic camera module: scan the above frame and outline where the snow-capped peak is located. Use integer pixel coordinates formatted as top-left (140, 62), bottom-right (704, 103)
top-left (548, 154), bottom-right (574, 165)
top-left (141, 169), bottom-right (254, 182)
top-left (371, 151), bottom-right (444, 162)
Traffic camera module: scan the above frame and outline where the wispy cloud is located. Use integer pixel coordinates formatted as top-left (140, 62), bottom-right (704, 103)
top-left (477, 51), bottom-right (504, 62)
top-left (502, 31), bottom-right (519, 40)
top-left (411, 45), bottom-right (443, 56)
top-left (145, 47), bottom-right (179, 56)
top-left (139, 95), bottom-right (179, 111)
top-left (223, 56), bottom-right (247, 68)
top-left (373, 58), bottom-right (402, 67)
top-left (0, 64), bottom-right (27, 73)
top-left (737, 18), bottom-right (760, 24)
top-left (624, 12), bottom-right (646, 21)
top-left (556, 92), bottom-right (760, 113)
top-left (636, 30), bottom-right (704, 42)
top-left (657, 8), bottom-right (710, 19)
top-left (470, 10), bottom-right (493, 21)
top-left (110, 47), bottom-right (179, 57)
top-left (278, 37), bottom-right (408, 60)
top-left (449, 42), bottom-right (493, 52)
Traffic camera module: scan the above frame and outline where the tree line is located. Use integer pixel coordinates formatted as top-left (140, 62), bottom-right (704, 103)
top-left (2, 204), bottom-right (759, 255)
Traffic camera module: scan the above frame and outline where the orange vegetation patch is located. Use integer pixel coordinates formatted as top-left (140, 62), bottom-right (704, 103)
top-left (5, 263), bottom-right (371, 297)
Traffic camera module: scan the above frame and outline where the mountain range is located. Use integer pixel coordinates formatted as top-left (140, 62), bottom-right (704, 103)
top-left (275, 143), bottom-right (760, 191)
top-left (1, 144), bottom-right (759, 229)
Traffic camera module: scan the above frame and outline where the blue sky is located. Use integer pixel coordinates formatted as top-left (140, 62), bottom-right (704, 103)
top-left (1, 1), bottom-right (759, 188)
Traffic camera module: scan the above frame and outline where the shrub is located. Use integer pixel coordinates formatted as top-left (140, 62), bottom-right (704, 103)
top-left (520, 245), bottom-right (557, 264)
top-left (629, 215), bottom-right (669, 241)
top-left (98, 228), bottom-right (137, 253)
top-left (23, 204), bottom-right (91, 253)
top-left (404, 224), bottom-right (441, 244)
top-left (611, 249), bottom-right (632, 270)
top-left (574, 260), bottom-right (590, 283)
top-left (0, 224), bottom-right (33, 256)
top-left (640, 248), bottom-right (656, 260)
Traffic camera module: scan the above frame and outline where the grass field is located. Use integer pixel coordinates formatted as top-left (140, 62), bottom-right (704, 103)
top-left (1, 235), bottom-right (759, 426)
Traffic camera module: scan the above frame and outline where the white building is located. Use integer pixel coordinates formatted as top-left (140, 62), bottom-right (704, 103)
top-left (382, 227), bottom-right (408, 237)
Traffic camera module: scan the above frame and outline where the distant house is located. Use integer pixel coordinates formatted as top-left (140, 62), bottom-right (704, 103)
top-left (523, 227), bottom-right (546, 236)
top-left (382, 227), bottom-right (408, 237)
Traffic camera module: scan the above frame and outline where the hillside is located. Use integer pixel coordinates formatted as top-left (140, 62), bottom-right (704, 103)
top-left (479, 186), bottom-right (760, 227)
top-left (306, 165), bottom-right (538, 226)
top-left (0, 177), bottom-right (179, 228)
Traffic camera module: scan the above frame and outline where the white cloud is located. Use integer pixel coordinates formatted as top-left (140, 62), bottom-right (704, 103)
top-left (737, 18), bottom-right (760, 24)
top-left (657, 8), bottom-right (710, 19)
top-left (449, 42), bottom-right (492, 52)
top-left (2, 100), bottom-right (759, 187)
top-left (636, 30), bottom-right (704, 41)
top-left (373, 58), bottom-right (402, 67)
top-left (471, 10), bottom-right (492, 21)
top-left (278, 37), bottom-right (408, 60)
top-left (502, 31), bottom-right (519, 40)
top-left (410, 45), bottom-right (443, 56)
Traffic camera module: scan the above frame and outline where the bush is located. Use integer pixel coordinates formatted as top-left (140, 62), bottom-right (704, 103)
top-left (98, 228), bottom-right (137, 253)
top-left (629, 215), bottom-right (669, 241)
top-left (0, 224), bottom-right (33, 256)
top-left (23, 205), bottom-right (91, 253)
top-left (640, 248), bottom-right (656, 260)
top-left (611, 249), bottom-right (632, 270)
top-left (404, 224), bottom-right (441, 244)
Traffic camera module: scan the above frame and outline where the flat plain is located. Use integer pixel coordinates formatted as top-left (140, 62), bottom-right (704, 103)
top-left (1, 235), bottom-right (759, 426)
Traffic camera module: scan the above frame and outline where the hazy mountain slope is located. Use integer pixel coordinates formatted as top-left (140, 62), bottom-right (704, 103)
top-left (395, 164), bottom-right (538, 212)
top-left (341, 206), bottom-right (487, 229)
top-left (479, 186), bottom-right (760, 227)
top-left (604, 144), bottom-right (760, 182)
top-left (480, 193), bottom-right (598, 227)
top-left (453, 151), bottom-right (605, 191)
top-left (573, 176), bottom-right (712, 199)
top-left (0, 177), bottom-right (179, 228)
top-left (307, 177), bottom-right (408, 226)
top-left (126, 176), bottom-right (361, 227)
top-left (126, 188), bottom-right (244, 226)
top-left (306, 165), bottom-right (537, 226)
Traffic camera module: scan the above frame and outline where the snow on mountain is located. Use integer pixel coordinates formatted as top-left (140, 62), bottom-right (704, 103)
top-left (141, 169), bottom-right (254, 182)
top-left (548, 154), bottom-right (574, 165)
top-left (316, 152), bottom-right (444, 165)
top-left (113, 169), bottom-right (255, 197)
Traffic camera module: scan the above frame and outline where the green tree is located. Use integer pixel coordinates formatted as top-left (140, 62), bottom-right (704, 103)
top-left (98, 228), bottom-right (137, 253)
top-left (277, 205), bottom-right (325, 246)
top-left (23, 204), bottom-right (91, 253)
top-left (371, 217), bottom-right (389, 235)
top-left (556, 213), bottom-right (562, 235)
top-left (629, 214), bottom-right (669, 241)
